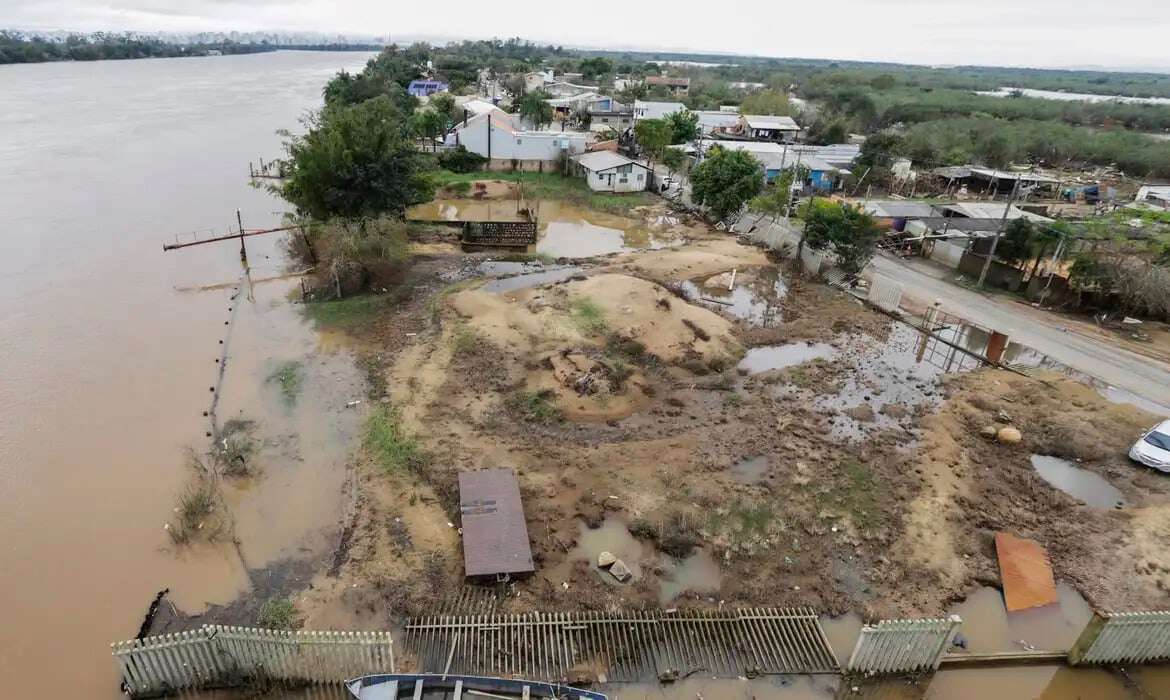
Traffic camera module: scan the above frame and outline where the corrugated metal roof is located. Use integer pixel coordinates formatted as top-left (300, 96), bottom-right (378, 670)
top-left (574, 151), bottom-right (642, 172)
top-left (968, 167), bottom-right (1059, 184)
top-left (942, 202), bottom-right (1053, 222)
top-left (459, 469), bottom-right (534, 578)
top-left (862, 201), bottom-right (940, 219)
top-left (743, 114), bottom-right (800, 131)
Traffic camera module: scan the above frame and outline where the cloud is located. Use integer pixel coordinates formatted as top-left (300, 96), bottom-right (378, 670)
top-left (5, 0), bottom-right (1169, 70)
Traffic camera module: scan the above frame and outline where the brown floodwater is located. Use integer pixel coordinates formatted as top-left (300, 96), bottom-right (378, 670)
top-left (0, 51), bottom-right (374, 697)
top-left (406, 198), bottom-right (684, 257)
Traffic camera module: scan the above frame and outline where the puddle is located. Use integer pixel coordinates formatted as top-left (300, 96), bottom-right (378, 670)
top-left (1030, 455), bottom-right (1126, 508)
top-left (815, 324), bottom-right (944, 441)
top-left (947, 583), bottom-right (1093, 653)
top-left (482, 266), bottom-right (582, 293)
top-left (676, 267), bottom-right (787, 326)
top-left (612, 676), bottom-right (838, 700)
top-left (731, 455), bottom-right (771, 483)
top-left (739, 342), bottom-right (836, 375)
top-left (658, 550), bottom-right (722, 604)
top-left (567, 517), bottom-right (649, 584)
top-left (408, 198), bottom-right (683, 258)
top-left (818, 612), bottom-right (863, 666)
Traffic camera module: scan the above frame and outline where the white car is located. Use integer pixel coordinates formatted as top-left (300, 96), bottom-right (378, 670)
top-left (1129, 419), bottom-right (1170, 473)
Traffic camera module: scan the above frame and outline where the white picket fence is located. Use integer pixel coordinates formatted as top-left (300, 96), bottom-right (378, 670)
top-left (112, 625), bottom-right (395, 696)
top-left (867, 278), bottom-right (903, 312)
top-left (847, 616), bottom-right (961, 675)
top-left (1069, 611), bottom-right (1170, 666)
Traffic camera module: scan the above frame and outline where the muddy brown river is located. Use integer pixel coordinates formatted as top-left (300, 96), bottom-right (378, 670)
top-left (0, 50), bottom-right (374, 697)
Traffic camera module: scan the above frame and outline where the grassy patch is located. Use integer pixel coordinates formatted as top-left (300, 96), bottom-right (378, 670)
top-left (451, 324), bottom-right (480, 356)
top-left (303, 294), bottom-right (389, 329)
top-left (818, 460), bottom-right (885, 531)
top-left (723, 392), bottom-right (743, 408)
top-left (506, 390), bottom-right (563, 424)
top-left (364, 405), bottom-right (425, 473)
top-left (217, 418), bottom-right (258, 477)
top-left (168, 477), bottom-right (227, 545)
top-left (431, 170), bottom-right (657, 214)
top-left (571, 297), bottom-right (608, 336)
top-left (256, 597), bottom-right (297, 630)
top-left (267, 361), bottom-right (302, 406)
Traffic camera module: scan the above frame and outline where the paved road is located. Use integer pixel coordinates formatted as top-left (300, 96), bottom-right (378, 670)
top-left (868, 252), bottom-right (1170, 413)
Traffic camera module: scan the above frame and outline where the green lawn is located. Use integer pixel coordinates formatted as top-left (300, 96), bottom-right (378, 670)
top-left (431, 170), bottom-right (658, 215)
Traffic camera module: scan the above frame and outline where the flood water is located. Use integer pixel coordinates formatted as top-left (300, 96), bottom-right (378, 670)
top-left (407, 198), bottom-right (684, 257)
top-left (0, 50), bottom-right (375, 697)
top-left (1030, 455), bottom-right (1126, 508)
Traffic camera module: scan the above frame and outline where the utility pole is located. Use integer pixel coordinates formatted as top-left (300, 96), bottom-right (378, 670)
top-left (236, 209), bottom-right (248, 265)
top-left (977, 176), bottom-right (1021, 289)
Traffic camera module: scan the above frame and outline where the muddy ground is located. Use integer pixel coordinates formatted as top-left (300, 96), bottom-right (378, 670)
top-left (282, 190), bottom-right (1170, 636)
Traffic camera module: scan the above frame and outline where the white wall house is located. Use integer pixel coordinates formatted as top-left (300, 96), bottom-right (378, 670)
top-left (449, 108), bottom-right (588, 171)
top-left (573, 151), bottom-right (649, 192)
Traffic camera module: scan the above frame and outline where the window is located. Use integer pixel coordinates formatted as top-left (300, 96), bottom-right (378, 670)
top-left (620, 176), bottom-right (628, 183)
top-left (516, 138), bottom-right (523, 145)
top-left (1145, 431), bottom-right (1170, 450)
top-left (637, 173), bottom-right (644, 181)
top-left (597, 173), bottom-right (606, 181)
top-left (616, 164), bottom-right (633, 174)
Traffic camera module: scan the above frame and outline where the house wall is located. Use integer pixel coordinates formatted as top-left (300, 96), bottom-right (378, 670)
top-left (809, 169), bottom-right (836, 191)
top-left (958, 251), bottom-right (1024, 291)
top-left (455, 116), bottom-right (587, 163)
top-left (582, 166), bottom-right (648, 192)
top-left (929, 239), bottom-right (967, 269)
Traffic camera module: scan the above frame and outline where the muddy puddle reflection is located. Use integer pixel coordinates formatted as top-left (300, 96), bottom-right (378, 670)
top-left (1030, 455), bottom-right (1126, 508)
top-left (408, 198), bottom-right (684, 258)
top-left (677, 267), bottom-right (787, 326)
top-left (815, 324), bottom-right (945, 441)
top-left (948, 584), bottom-right (1092, 653)
top-left (740, 342), bottom-right (837, 375)
top-left (658, 550), bottom-right (722, 604)
top-left (566, 517), bottom-right (650, 584)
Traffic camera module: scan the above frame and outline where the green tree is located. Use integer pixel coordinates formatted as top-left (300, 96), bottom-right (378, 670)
top-left (280, 96), bottom-right (435, 221)
top-left (518, 90), bottom-right (554, 129)
top-left (800, 200), bottom-right (881, 274)
top-left (690, 146), bottom-right (764, 221)
top-left (428, 93), bottom-right (458, 129)
top-left (748, 168), bottom-right (801, 223)
top-left (579, 56), bottom-right (613, 81)
top-left (634, 118), bottom-right (672, 171)
top-left (739, 89), bottom-right (792, 116)
top-left (996, 218), bottom-right (1036, 267)
top-left (661, 147), bottom-right (692, 189)
top-left (411, 108), bottom-right (445, 151)
top-left (665, 109), bottom-right (700, 144)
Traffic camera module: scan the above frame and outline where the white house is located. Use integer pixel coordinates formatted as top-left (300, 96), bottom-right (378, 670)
top-left (449, 107), bottom-right (588, 171)
top-left (573, 151), bottom-right (649, 192)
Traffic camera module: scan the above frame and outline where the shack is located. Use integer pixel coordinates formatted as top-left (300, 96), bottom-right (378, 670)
top-left (459, 469), bottom-right (535, 581)
top-left (573, 151), bottom-right (649, 192)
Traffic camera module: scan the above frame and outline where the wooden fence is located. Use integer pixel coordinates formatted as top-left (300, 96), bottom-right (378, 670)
top-left (1069, 611), bottom-right (1170, 666)
top-left (847, 616), bottom-right (961, 675)
top-left (111, 625), bottom-right (394, 697)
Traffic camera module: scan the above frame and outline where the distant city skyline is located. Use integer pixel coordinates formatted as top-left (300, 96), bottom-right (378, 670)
top-left (4, 0), bottom-right (1170, 72)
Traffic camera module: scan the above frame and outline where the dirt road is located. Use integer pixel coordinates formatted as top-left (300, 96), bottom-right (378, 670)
top-left (868, 252), bottom-right (1170, 413)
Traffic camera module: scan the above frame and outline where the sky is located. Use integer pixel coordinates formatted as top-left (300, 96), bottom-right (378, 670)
top-left (6, 0), bottom-right (1170, 71)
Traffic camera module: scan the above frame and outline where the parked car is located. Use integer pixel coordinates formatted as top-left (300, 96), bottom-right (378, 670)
top-left (1129, 419), bottom-right (1170, 473)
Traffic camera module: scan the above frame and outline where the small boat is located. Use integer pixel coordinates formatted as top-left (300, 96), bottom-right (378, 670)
top-left (346, 674), bottom-right (607, 700)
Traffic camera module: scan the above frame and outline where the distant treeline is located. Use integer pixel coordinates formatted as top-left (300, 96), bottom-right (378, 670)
top-left (0, 32), bottom-right (382, 65)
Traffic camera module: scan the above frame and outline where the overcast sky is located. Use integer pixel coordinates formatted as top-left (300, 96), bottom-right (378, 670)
top-left (7, 0), bottom-right (1170, 71)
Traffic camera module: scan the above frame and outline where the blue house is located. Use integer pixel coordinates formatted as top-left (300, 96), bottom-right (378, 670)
top-left (407, 80), bottom-right (449, 97)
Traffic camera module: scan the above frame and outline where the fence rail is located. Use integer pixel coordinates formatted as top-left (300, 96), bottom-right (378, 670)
top-left (402, 607), bottom-right (837, 683)
top-left (847, 616), bottom-right (961, 675)
top-left (1069, 611), bottom-right (1170, 666)
top-left (112, 625), bottom-right (394, 697)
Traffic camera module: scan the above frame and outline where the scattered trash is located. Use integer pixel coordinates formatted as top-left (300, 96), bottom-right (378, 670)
top-left (980, 425), bottom-right (999, 438)
top-left (1122, 317), bottom-right (1143, 325)
top-left (346, 400), bottom-right (363, 408)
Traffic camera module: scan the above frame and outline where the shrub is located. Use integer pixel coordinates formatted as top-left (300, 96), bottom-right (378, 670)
top-left (437, 145), bottom-right (487, 173)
